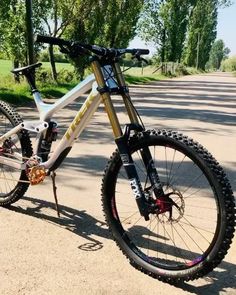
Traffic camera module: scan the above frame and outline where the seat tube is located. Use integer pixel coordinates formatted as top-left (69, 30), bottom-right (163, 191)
top-left (91, 59), bottom-right (122, 138)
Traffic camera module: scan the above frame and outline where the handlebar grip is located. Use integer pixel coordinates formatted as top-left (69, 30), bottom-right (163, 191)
top-left (35, 34), bottom-right (70, 46)
top-left (125, 48), bottom-right (150, 56)
top-left (138, 49), bottom-right (150, 55)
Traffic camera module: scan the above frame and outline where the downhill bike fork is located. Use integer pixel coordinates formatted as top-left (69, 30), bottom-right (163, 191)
top-left (91, 59), bottom-right (165, 220)
top-left (115, 124), bottom-right (164, 220)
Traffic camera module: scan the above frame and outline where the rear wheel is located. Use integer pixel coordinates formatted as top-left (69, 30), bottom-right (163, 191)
top-left (0, 100), bottom-right (32, 206)
top-left (102, 130), bottom-right (235, 283)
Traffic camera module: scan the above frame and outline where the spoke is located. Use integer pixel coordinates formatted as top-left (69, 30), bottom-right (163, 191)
top-left (170, 222), bottom-right (178, 262)
top-left (159, 215), bottom-right (188, 263)
top-left (118, 171), bottom-right (128, 180)
top-left (180, 215), bottom-right (213, 244)
top-left (120, 210), bottom-right (140, 224)
top-left (168, 154), bottom-right (186, 187)
top-left (176, 219), bottom-right (205, 252)
top-left (165, 147), bottom-right (169, 185)
top-left (179, 220), bottom-right (215, 234)
top-left (167, 149), bottom-right (176, 188)
top-left (172, 222), bottom-right (192, 252)
top-left (182, 172), bottom-right (204, 196)
top-left (156, 217), bottom-right (159, 259)
top-left (137, 150), bottom-right (150, 190)
top-left (2, 169), bottom-right (9, 193)
top-left (184, 213), bottom-right (216, 221)
top-left (179, 216), bottom-right (210, 252)
top-left (185, 204), bottom-right (216, 210)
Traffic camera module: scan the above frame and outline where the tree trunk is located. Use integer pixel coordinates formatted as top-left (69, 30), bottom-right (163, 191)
top-left (48, 44), bottom-right (58, 82)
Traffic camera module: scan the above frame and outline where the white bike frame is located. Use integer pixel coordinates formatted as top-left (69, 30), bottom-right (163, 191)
top-left (0, 74), bottom-right (102, 170)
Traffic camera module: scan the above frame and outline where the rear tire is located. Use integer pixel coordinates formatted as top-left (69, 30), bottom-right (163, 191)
top-left (102, 129), bottom-right (235, 283)
top-left (0, 100), bottom-right (32, 206)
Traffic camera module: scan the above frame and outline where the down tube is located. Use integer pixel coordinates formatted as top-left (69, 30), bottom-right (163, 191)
top-left (41, 87), bottom-right (102, 170)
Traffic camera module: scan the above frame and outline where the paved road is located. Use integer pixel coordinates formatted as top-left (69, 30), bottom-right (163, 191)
top-left (0, 72), bottom-right (236, 294)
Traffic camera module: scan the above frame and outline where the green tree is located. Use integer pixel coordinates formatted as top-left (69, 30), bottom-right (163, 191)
top-left (184, 0), bottom-right (218, 69)
top-left (137, 0), bottom-right (167, 62)
top-left (0, 1), bottom-right (27, 69)
top-left (0, 1), bottom-right (46, 68)
top-left (39, 0), bottom-right (78, 81)
top-left (65, 0), bottom-right (144, 79)
top-left (184, 0), bottom-right (232, 69)
top-left (101, 0), bottom-right (143, 48)
top-left (138, 0), bottom-right (195, 63)
top-left (162, 0), bottom-right (193, 62)
top-left (207, 39), bottom-right (230, 69)
top-left (137, 0), bottom-right (232, 66)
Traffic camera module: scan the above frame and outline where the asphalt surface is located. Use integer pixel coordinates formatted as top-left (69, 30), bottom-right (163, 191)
top-left (0, 72), bottom-right (235, 294)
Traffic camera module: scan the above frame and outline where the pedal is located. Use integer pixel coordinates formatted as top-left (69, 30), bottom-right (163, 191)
top-left (27, 166), bottom-right (46, 185)
top-left (26, 155), bottom-right (46, 185)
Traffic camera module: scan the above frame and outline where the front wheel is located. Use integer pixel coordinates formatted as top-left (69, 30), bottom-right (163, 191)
top-left (101, 129), bottom-right (235, 283)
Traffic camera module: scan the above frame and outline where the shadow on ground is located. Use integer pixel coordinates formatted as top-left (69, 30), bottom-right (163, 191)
top-left (9, 196), bottom-right (110, 251)
top-left (7, 194), bottom-right (236, 294)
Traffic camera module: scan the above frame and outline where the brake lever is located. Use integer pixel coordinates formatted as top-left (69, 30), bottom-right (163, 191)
top-left (140, 57), bottom-right (149, 64)
top-left (132, 54), bottom-right (149, 65)
top-left (59, 45), bottom-right (70, 55)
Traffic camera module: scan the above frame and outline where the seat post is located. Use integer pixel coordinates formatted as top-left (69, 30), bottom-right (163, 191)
top-left (24, 71), bottom-right (37, 92)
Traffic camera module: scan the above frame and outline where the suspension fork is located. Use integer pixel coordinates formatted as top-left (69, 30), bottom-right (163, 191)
top-left (115, 124), bottom-right (155, 219)
top-left (92, 59), bottom-right (162, 219)
top-left (113, 62), bottom-right (165, 198)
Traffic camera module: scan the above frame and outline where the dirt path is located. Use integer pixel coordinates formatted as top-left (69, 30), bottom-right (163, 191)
top-left (0, 72), bottom-right (236, 294)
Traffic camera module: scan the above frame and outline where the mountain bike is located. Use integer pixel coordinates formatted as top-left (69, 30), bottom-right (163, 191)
top-left (0, 35), bottom-right (235, 284)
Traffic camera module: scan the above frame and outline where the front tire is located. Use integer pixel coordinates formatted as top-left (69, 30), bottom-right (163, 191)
top-left (101, 130), bottom-right (235, 283)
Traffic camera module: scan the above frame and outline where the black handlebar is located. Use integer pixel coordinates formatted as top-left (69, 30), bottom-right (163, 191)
top-left (35, 34), bottom-right (149, 59)
top-left (35, 34), bottom-right (71, 47)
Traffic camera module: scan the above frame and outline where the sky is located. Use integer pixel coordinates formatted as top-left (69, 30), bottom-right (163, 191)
top-left (130, 2), bottom-right (236, 56)
top-left (217, 1), bottom-right (236, 56)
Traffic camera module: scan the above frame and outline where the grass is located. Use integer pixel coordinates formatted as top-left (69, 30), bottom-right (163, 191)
top-left (0, 60), bottom-right (165, 104)
top-left (0, 59), bottom-right (73, 75)
top-left (0, 59), bottom-right (14, 76)
top-left (0, 59), bottom-right (78, 103)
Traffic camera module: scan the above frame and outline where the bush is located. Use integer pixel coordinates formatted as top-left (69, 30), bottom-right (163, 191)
top-left (221, 56), bottom-right (236, 72)
top-left (36, 68), bottom-right (53, 84)
top-left (36, 67), bottom-right (76, 84)
top-left (0, 51), bottom-right (6, 59)
top-left (58, 69), bottom-right (76, 83)
top-left (39, 50), bottom-right (69, 63)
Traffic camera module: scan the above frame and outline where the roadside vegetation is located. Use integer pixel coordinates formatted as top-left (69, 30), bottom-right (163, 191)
top-left (221, 56), bottom-right (236, 72)
top-left (0, 59), bottom-right (169, 103)
top-left (0, 0), bottom-right (234, 104)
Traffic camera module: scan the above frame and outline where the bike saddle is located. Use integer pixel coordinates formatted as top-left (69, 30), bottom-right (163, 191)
top-left (11, 62), bottom-right (42, 75)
